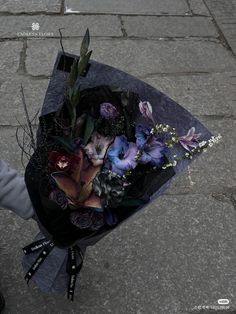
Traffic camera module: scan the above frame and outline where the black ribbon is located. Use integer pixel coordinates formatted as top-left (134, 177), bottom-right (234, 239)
top-left (22, 238), bottom-right (51, 255)
top-left (23, 239), bottom-right (84, 301)
top-left (66, 246), bottom-right (84, 301)
top-left (24, 240), bottom-right (55, 284)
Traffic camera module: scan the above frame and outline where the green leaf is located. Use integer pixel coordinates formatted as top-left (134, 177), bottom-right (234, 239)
top-left (83, 115), bottom-right (95, 145)
top-left (72, 89), bottom-right (80, 106)
top-left (68, 87), bottom-right (74, 103)
top-left (67, 87), bottom-right (80, 137)
top-left (50, 136), bottom-right (75, 152)
top-left (120, 198), bottom-right (147, 207)
top-left (66, 94), bottom-right (75, 127)
top-left (69, 87), bottom-right (80, 107)
top-left (78, 50), bottom-right (92, 76)
top-left (68, 59), bottom-right (79, 88)
top-left (80, 28), bottom-right (90, 56)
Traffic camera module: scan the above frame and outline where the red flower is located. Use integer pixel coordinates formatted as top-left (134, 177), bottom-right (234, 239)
top-left (48, 151), bottom-right (81, 172)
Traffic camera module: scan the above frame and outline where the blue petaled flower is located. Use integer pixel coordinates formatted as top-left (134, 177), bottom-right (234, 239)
top-left (135, 125), bottom-right (166, 166)
top-left (107, 135), bottom-right (138, 175)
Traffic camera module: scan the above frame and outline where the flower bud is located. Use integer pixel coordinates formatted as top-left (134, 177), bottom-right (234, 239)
top-left (139, 101), bottom-right (153, 120)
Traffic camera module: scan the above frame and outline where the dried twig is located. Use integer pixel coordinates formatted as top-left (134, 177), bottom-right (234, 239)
top-left (15, 127), bottom-right (30, 169)
top-left (30, 108), bottom-right (40, 124)
top-left (20, 84), bottom-right (36, 151)
top-left (15, 85), bottom-right (39, 168)
top-left (15, 117), bottom-right (31, 137)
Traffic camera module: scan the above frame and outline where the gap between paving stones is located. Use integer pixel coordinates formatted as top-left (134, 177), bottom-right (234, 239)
top-left (118, 15), bottom-right (128, 38)
top-left (17, 38), bottom-right (27, 74)
top-left (60, 0), bottom-right (65, 15)
top-left (202, 0), bottom-right (236, 56)
top-left (0, 36), bottom-right (222, 42)
top-left (7, 70), bottom-right (236, 82)
top-left (0, 12), bottom-right (210, 17)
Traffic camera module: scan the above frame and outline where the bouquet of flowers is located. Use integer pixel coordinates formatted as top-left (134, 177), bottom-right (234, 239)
top-left (21, 30), bottom-right (221, 300)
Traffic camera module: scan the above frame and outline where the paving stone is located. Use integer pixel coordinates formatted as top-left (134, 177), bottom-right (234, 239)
top-left (25, 38), bottom-right (236, 77)
top-left (0, 41), bottom-right (22, 75)
top-left (189, 0), bottom-right (210, 16)
top-left (64, 0), bottom-right (189, 15)
top-left (0, 126), bottom-right (37, 174)
top-left (123, 16), bottom-right (218, 38)
top-left (218, 21), bottom-right (236, 55)
top-left (205, 0), bottom-right (236, 55)
top-left (0, 15), bottom-right (122, 39)
top-left (83, 194), bottom-right (236, 313)
top-left (0, 126), bottom-right (30, 174)
top-left (205, 0), bottom-right (236, 18)
top-left (166, 118), bottom-right (236, 196)
top-left (0, 0), bottom-right (61, 13)
top-left (0, 76), bottom-right (49, 126)
top-left (143, 72), bottom-right (236, 116)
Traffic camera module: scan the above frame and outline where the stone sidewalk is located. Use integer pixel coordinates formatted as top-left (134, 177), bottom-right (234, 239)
top-left (0, 0), bottom-right (235, 313)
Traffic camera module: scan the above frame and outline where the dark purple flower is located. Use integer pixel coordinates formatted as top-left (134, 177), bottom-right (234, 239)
top-left (90, 211), bottom-right (105, 230)
top-left (70, 210), bottom-right (92, 229)
top-left (135, 125), bottom-right (166, 166)
top-left (107, 135), bottom-right (138, 175)
top-left (179, 127), bottom-right (201, 151)
top-left (100, 102), bottom-right (119, 120)
top-left (70, 208), bottom-right (104, 231)
top-left (49, 188), bottom-right (68, 209)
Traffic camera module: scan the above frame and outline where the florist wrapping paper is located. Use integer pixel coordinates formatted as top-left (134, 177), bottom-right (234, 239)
top-left (20, 47), bottom-right (220, 298)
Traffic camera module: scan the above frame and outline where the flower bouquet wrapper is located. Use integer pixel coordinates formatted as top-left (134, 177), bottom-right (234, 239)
top-left (22, 48), bottom-right (216, 297)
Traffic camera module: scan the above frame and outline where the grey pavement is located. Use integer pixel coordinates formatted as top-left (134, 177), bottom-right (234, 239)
top-left (0, 0), bottom-right (235, 313)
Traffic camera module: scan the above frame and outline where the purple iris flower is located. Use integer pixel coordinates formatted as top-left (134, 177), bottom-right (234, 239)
top-left (179, 127), bottom-right (201, 151)
top-left (135, 125), bottom-right (166, 166)
top-left (135, 125), bottom-right (150, 149)
top-left (107, 135), bottom-right (138, 175)
top-left (100, 102), bottom-right (119, 120)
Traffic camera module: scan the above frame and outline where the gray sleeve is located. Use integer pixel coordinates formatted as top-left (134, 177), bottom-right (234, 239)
top-left (0, 159), bottom-right (34, 219)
